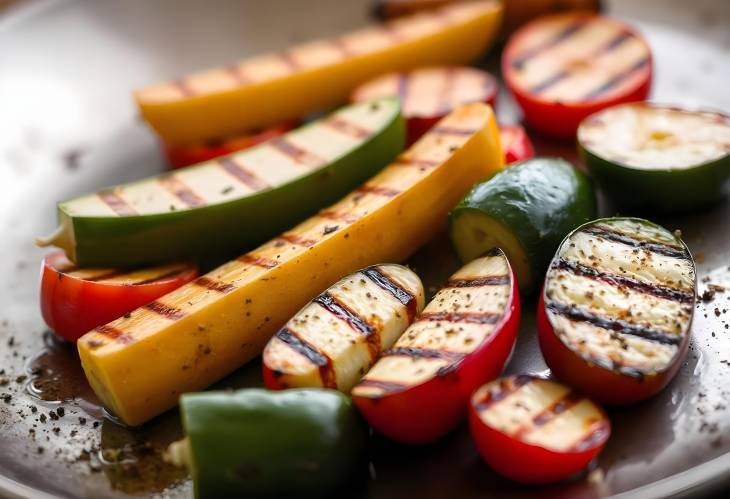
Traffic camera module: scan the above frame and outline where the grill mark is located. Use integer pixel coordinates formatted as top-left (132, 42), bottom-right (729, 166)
top-left (430, 126), bottom-right (478, 136)
top-left (276, 327), bottom-right (337, 388)
top-left (513, 392), bottom-right (583, 439)
top-left (172, 79), bottom-right (194, 97)
top-left (158, 175), bottom-right (206, 207)
top-left (546, 300), bottom-right (682, 346)
top-left (132, 267), bottom-right (189, 285)
top-left (219, 157), bottom-right (270, 192)
top-left (511, 19), bottom-right (588, 70)
top-left (276, 233), bottom-right (318, 248)
top-left (237, 254), bottom-right (279, 269)
top-left (383, 346), bottom-right (464, 363)
top-left (193, 276), bottom-right (236, 293)
top-left (356, 184), bottom-right (401, 198)
top-left (582, 225), bottom-right (686, 259)
top-left (144, 301), bottom-right (185, 321)
top-left (528, 70), bottom-right (570, 95)
top-left (356, 378), bottom-right (408, 394)
top-left (278, 52), bottom-right (300, 72)
top-left (392, 156), bottom-right (440, 168)
top-left (269, 137), bottom-right (324, 167)
top-left (419, 311), bottom-right (502, 325)
top-left (314, 292), bottom-right (381, 362)
top-left (570, 421), bottom-right (611, 451)
top-left (581, 57), bottom-right (650, 101)
top-left (319, 210), bottom-right (359, 224)
top-left (324, 115), bottom-right (371, 139)
top-left (362, 267), bottom-right (418, 321)
top-left (98, 190), bottom-right (136, 216)
top-left (447, 275), bottom-right (511, 288)
top-left (224, 64), bottom-right (249, 85)
top-left (93, 325), bottom-right (134, 345)
top-left (474, 375), bottom-right (534, 412)
top-left (437, 67), bottom-right (458, 115)
top-left (554, 259), bottom-right (694, 304)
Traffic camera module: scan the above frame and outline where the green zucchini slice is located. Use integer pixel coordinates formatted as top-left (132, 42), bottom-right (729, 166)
top-left (37, 97), bottom-right (404, 267)
top-left (449, 157), bottom-right (596, 294)
top-left (578, 102), bottom-right (730, 213)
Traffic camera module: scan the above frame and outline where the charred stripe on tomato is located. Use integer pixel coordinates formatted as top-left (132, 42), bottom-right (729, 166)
top-left (419, 311), bottom-right (502, 324)
top-left (472, 374), bottom-right (534, 411)
top-left (510, 19), bottom-right (587, 69)
top-left (582, 57), bottom-right (650, 101)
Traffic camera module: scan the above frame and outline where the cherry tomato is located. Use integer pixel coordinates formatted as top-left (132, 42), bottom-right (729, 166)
top-left (352, 249), bottom-right (520, 444)
top-left (469, 375), bottom-right (611, 483)
top-left (351, 66), bottom-right (498, 145)
top-left (40, 251), bottom-right (197, 342)
top-left (164, 124), bottom-right (296, 168)
top-left (503, 12), bottom-right (652, 139)
top-left (499, 124), bottom-right (535, 164)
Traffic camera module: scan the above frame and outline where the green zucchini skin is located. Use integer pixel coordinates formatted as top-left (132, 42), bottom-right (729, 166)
top-left (449, 157), bottom-right (596, 294)
top-left (181, 388), bottom-right (367, 499)
top-left (60, 99), bottom-right (405, 267)
top-left (578, 145), bottom-right (730, 213)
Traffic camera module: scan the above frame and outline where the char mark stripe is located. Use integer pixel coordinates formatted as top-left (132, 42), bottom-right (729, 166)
top-left (357, 184), bottom-right (400, 197)
top-left (275, 327), bottom-right (329, 367)
top-left (324, 115), bottom-right (371, 139)
top-left (194, 276), bottom-right (236, 293)
top-left (356, 378), bottom-right (408, 393)
top-left (582, 57), bottom-right (650, 101)
top-left (437, 67), bottom-right (457, 115)
top-left (159, 175), bottom-right (206, 207)
top-left (513, 392), bottom-right (583, 438)
top-left (393, 156), bottom-right (440, 168)
top-left (98, 190), bottom-right (136, 216)
top-left (93, 324), bottom-right (134, 344)
top-left (314, 292), bottom-right (374, 335)
top-left (430, 126), bottom-right (478, 136)
top-left (546, 300), bottom-right (682, 346)
top-left (511, 20), bottom-right (587, 69)
top-left (319, 210), bottom-right (359, 224)
top-left (582, 225), bottom-right (686, 259)
top-left (225, 64), bottom-right (249, 85)
top-left (474, 375), bottom-right (534, 411)
top-left (219, 157), bottom-right (270, 192)
top-left (277, 233), bottom-right (317, 247)
top-left (383, 346), bottom-right (464, 362)
top-left (173, 79), bottom-right (194, 97)
top-left (528, 70), bottom-right (570, 95)
top-left (555, 258), bottom-right (693, 303)
top-left (419, 311), bottom-right (502, 325)
top-left (237, 254), bottom-right (279, 269)
top-left (447, 275), bottom-right (510, 288)
top-left (362, 267), bottom-right (414, 309)
top-left (269, 137), bottom-right (324, 166)
top-left (144, 301), bottom-right (185, 321)
top-left (278, 52), bottom-right (300, 71)
top-left (570, 422), bottom-right (611, 452)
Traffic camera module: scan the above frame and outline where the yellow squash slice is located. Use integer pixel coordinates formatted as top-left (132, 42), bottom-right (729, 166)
top-left (78, 103), bottom-right (503, 425)
top-left (135, 1), bottom-right (503, 145)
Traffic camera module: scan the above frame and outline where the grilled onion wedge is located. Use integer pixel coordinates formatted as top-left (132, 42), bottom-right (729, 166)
top-left (352, 249), bottom-right (520, 444)
top-left (263, 264), bottom-right (425, 392)
top-left (537, 217), bottom-right (696, 404)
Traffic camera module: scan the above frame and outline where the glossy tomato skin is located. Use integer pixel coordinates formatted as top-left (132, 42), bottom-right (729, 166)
top-left (499, 124), bottom-right (535, 164)
top-left (468, 395), bottom-right (609, 483)
top-left (262, 364), bottom-right (285, 391)
top-left (40, 252), bottom-right (197, 342)
top-left (353, 271), bottom-right (520, 444)
top-left (536, 291), bottom-right (689, 405)
top-left (164, 124), bottom-right (295, 168)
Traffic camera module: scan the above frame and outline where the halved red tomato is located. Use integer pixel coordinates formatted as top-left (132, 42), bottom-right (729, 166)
top-left (351, 66), bottom-right (498, 145)
top-left (164, 124), bottom-right (296, 168)
top-left (352, 248), bottom-right (520, 444)
top-left (469, 375), bottom-right (610, 483)
top-left (499, 124), bottom-right (534, 164)
top-left (40, 251), bottom-right (198, 342)
top-left (503, 12), bottom-right (652, 139)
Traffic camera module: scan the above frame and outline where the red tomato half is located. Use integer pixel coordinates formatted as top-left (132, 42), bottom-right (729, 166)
top-left (351, 66), bottom-right (498, 145)
top-left (503, 12), bottom-right (652, 139)
top-left (469, 375), bottom-right (610, 483)
top-left (164, 124), bottom-right (296, 168)
top-left (40, 251), bottom-right (198, 342)
top-left (499, 124), bottom-right (535, 164)
top-left (352, 249), bottom-right (520, 444)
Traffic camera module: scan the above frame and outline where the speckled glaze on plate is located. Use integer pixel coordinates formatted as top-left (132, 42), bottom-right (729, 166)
top-left (1, 0), bottom-right (729, 498)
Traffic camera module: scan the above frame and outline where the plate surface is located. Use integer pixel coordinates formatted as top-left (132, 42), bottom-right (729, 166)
top-left (1, 0), bottom-right (730, 498)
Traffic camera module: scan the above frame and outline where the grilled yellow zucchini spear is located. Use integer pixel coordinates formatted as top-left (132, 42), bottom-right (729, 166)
top-left (77, 103), bottom-right (503, 426)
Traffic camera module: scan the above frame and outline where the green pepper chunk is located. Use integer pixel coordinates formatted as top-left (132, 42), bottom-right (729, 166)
top-left (176, 388), bottom-right (367, 499)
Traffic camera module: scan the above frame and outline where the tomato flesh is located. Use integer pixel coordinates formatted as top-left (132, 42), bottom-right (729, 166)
top-left (40, 251), bottom-right (197, 342)
top-left (499, 124), bottom-right (535, 164)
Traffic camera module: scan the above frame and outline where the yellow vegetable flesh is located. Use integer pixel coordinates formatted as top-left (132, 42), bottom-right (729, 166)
top-left (77, 103), bottom-right (504, 426)
top-left (135, 1), bottom-right (503, 145)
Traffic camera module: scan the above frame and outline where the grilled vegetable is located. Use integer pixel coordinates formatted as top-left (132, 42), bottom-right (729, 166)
top-left (503, 13), bottom-right (651, 139)
top-left (578, 103), bottom-right (730, 213)
top-left (37, 98), bottom-right (404, 267)
top-left (449, 157), bottom-right (596, 294)
top-left (352, 249), bottom-right (520, 443)
top-left (136, 1), bottom-right (503, 145)
top-left (40, 251), bottom-right (197, 342)
top-left (164, 124), bottom-right (295, 169)
top-left (263, 265), bottom-right (424, 392)
top-left (351, 66), bottom-right (498, 145)
top-left (537, 217), bottom-right (696, 404)
top-left (77, 103), bottom-right (504, 426)
top-left (469, 375), bottom-right (610, 483)
top-left (499, 124), bottom-right (534, 164)
top-left (168, 389), bottom-right (366, 498)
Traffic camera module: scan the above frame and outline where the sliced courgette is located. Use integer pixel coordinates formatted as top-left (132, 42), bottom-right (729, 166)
top-left (38, 98), bottom-right (404, 267)
top-left (449, 157), bottom-right (596, 294)
top-left (578, 102), bottom-right (730, 212)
